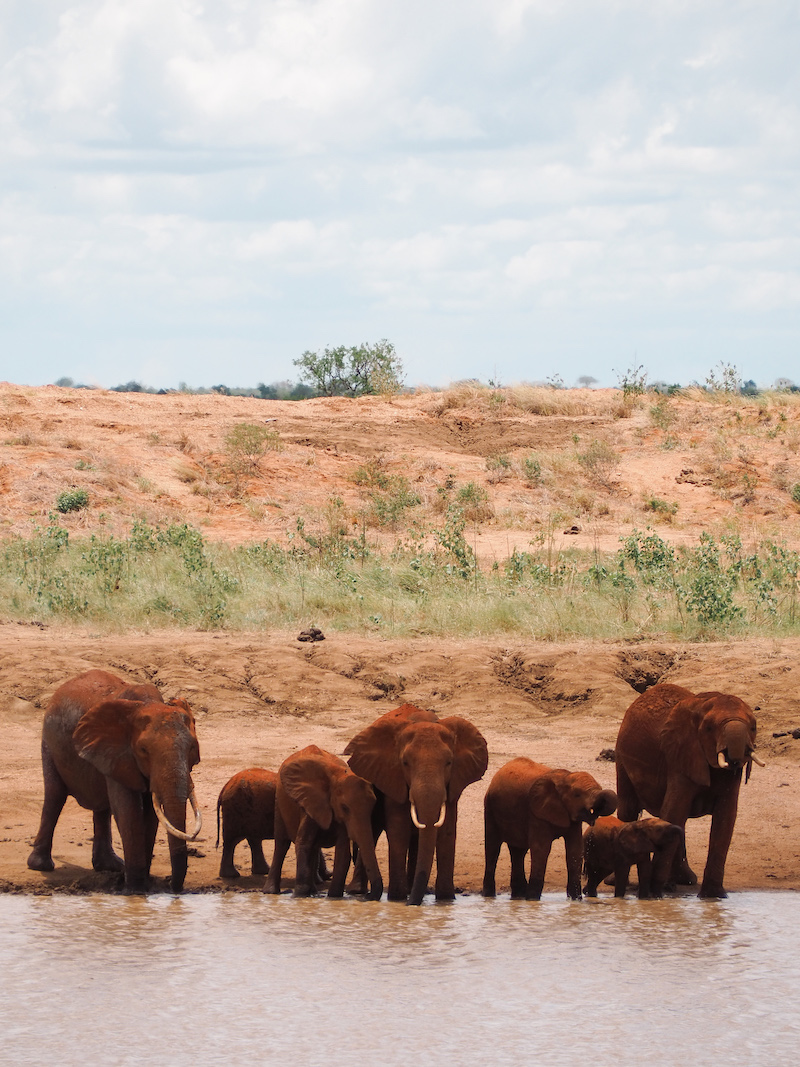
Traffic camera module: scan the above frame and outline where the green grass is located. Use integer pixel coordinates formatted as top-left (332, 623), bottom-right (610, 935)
top-left (2, 517), bottom-right (800, 639)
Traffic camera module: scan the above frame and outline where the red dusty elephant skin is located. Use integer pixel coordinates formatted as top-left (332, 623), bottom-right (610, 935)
top-left (345, 703), bottom-right (489, 905)
top-left (582, 815), bottom-right (685, 899)
top-left (27, 669), bottom-right (202, 894)
top-left (615, 683), bottom-right (762, 898)
top-left (265, 745), bottom-right (383, 900)
top-left (483, 757), bottom-right (618, 900)
top-left (216, 767), bottom-right (278, 879)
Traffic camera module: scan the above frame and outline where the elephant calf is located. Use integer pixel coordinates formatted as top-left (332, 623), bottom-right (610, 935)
top-left (216, 768), bottom-right (278, 879)
top-left (583, 815), bottom-right (685, 899)
top-left (483, 757), bottom-right (617, 901)
top-left (265, 745), bottom-right (383, 900)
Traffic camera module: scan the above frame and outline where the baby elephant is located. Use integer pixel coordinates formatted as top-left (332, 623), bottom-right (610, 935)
top-left (265, 745), bottom-right (383, 900)
top-left (483, 757), bottom-right (617, 900)
top-left (583, 816), bottom-right (685, 899)
top-left (216, 768), bottom-right (278, 878)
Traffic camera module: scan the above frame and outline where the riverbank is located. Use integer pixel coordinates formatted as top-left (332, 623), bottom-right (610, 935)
top-left (1, 624), bottom-right (797, 895)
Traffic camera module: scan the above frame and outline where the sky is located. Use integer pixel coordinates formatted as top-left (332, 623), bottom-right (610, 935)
top-left (0, 0), bottom-right (798, 391)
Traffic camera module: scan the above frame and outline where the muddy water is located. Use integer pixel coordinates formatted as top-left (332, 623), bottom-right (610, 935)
top-left (1, 893), bottom-right (798, 1066)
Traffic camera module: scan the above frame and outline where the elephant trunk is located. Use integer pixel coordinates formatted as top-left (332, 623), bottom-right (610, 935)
top-left (717, 720), bottom-right (751, 768)
top-left (351, 824), bottom-right (383, 902)
top-left (589, 789), bottom-right (618, 823)
top-left (408, 824), bottom-right (437, 906)
top-left (152, 769), bottom-right (201, 894)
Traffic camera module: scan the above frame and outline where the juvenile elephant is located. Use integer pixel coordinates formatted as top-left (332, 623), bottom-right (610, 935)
top-left (345, 703), bottom-right (489, 905)
top-left (582, 815), bottom-right (685, 899)
top-left (615, 683), bottom-right (762, 898)
top-left (216, 767), bottom-right (277, 878)
top-left (264, 746), bottom-right (383, 900)
top-left (27, 669), bottom-right (202, 894)
top-left (482, 757), bottom-right (617, 900)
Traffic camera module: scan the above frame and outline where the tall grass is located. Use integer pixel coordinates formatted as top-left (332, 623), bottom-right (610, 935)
top-left (3, 516), bottom-right (800, 640)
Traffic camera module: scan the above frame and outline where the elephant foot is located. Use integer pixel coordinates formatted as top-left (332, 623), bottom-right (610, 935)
top-left (27, 849), bottom-right (55, 872)
top-left (698, 883), bottom-right (728, 899)
top-left (219, 865), bottom-right (240, 879)
top-left (673, 861), bottom-right (698, 886)
top-left (93, 852), bottom-right (125, 874)
top-left (251, 862), bottom-right (269, 877)
top-left (293, 884), bottom-right (313, 898)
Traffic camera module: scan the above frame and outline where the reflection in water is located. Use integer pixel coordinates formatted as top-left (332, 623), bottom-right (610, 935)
top-left (1, 893), bottom-right (798, 1066)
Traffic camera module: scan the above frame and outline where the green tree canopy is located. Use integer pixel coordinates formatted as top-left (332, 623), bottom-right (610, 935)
top-left (293, 340), bottom-right (404, 397)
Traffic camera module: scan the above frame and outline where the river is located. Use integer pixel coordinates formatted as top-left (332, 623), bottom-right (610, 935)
top-left (1, 892), bottom-right (797, 1065)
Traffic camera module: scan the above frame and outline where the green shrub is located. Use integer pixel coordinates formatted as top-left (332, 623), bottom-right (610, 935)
top-left (576, 440), bottom-right (618, 485)
top-left (55, 488), bottom-right (89, 513)
top-left (790, 483), bottom-right (800, 506)
top-left (521, 454), bottom-right (542, 487)
top-left (225, 423), bottom-right (282, 474)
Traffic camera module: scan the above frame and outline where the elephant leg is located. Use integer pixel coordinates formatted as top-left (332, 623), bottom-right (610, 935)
top-left (107, 779), bottom-right (148, 894)
top-left (583, 863), bottom-right (601, 898)
top-left (509, 846), bottom-right (528, 899)
top-left (327, 826), bottom-right (352, 899)
top-left (651, 828), bottom-right (683, 897)
top-left (615, 762), bottom-right (642, 822)
top-left (264, 808), bottom-right (290, 895)
top-left (219, 834), bottom-right (242, 878)
top-left (564, 824), bottom-right (583, 900)
top-left (434, 804), bottom-right (457, 901)
top-left (482, 809), bottom-right (503, 898)
top-left (635, 855), bottom-right (653, 899)
top-left (660, 785), bottom-right (697, 886)
top-left (248, 837), bottom-right (269, 877)
top-left (27, 744), bottom-right (69, 872)
top-left (91, 808), bottom-right (125, 873)
top-left (385, 802), bottom-right (412, 901)
top-left (527, 837), bottom-right (553, 901)
top-left (700, 785), bottom-right (742, 899)
top-left (293, 815), bottom-right (321, 897)
top-left (348, 849), bottom-right (368, 894)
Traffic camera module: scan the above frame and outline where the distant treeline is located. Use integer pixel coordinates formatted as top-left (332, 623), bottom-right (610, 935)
top-left (53, 377), bottom-right (319, 400)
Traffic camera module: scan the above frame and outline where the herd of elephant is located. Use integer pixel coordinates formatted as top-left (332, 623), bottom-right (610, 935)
top-left (26, 669), bottom-right (762, 904)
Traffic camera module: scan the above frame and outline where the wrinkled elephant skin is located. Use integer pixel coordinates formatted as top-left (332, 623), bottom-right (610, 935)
top-left (27, 669), bottom-right (201, 894)
top-left (345, 703), bottom-right (489, 905)
top-left (615, 683), bottom-right (760, 898)
top-left (265, 746), bottom-right (383, 900)
top-left (483, 757), bottom-right (618, 900)
top-left (216, 767), bottom-right (277, 878)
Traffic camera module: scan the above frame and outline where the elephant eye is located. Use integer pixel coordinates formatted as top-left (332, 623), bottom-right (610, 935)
top-left (341, 803), bottom-right (350, 816)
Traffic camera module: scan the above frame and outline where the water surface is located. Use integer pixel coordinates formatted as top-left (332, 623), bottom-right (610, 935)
top-left (1, 892), bottom-right (796, 1065)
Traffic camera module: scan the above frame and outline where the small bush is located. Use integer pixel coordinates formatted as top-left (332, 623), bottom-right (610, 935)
top-left (576, 440), bottom-right (619, 486)
top-left (521, 454), bottom-right (542, 487)
top-left (56, 488), bottom-right (89, 513)
top-left (643, 497), bottom-right (679, 522)
top-left (456, 482), bottom-right (493, 522)
top-left (225, 423), bottom-right (283, 474)
top-left (485, 453), bottom-right (512, 484)
top-left (790, 484), bottom-right (800, 506)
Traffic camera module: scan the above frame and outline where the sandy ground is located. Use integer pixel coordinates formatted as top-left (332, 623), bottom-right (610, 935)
top-left (2, 623), bottom-right (798, 897)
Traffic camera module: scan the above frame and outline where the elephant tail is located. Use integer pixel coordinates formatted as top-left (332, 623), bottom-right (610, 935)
top-left (216, 796), bottom-right (221, 850)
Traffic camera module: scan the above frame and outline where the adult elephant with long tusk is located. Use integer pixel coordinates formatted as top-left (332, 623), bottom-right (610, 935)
top-left (344, 704), bottom-right (488, 905)
top-left (615, 683), bottom-right (762, 899)
top-left (27, 670), bottom-right (202, 894)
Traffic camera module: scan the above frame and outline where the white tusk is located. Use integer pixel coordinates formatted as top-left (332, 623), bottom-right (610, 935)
top-left (152, 790), bottom-right (203, 841)
top-left (434, 803), bottom-right (446, 828)
top-left (717, 752), bottom-right (729, 769)
top-left (410, 802), bottom-right (426, 830)
top-left (750, 753), bottom-right (766, 768)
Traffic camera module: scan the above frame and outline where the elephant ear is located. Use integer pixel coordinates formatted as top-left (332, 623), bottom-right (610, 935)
top-left (280, 754), bottom-right (334, 829)
top-left (528, 775), bottom-right (571, 829)
top-left (344, 719), bottom-right (408, 804)
top-left (439, 717), bottom-right (489, 801)
top-left (73, 699), bottom-right (147, 792)
top-left (660, 695), bottom-right (712, 787)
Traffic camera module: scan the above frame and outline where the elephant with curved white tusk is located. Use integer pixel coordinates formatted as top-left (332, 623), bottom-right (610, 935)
top-left (615, 683), bottom-right (761, 899)
top-left (345, 703), bottom-right (488, 906)
top-left (27, 669), bottom-right (202, 894)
